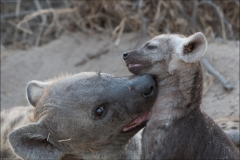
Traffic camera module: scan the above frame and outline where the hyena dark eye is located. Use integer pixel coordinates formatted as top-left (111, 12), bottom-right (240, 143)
top-left (95, 106), bottom-right (105, 116)
top-left (147, 45), bottom-right (157, 50)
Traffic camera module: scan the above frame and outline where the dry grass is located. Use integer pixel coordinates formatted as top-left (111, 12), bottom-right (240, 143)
top-left (1, 0), bottom-right (239, 49)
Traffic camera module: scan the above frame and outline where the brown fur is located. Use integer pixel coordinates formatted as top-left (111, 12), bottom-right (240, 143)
top-left (1, 106), bottom-right (34, 159)
top-left (123, 32), bottom-right (240, 159)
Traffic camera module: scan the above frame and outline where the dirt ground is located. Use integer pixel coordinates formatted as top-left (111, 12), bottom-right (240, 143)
top-left (1, 32), bottom-right (239, 119)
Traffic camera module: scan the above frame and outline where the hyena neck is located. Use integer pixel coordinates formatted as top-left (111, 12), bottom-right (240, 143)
top-left (152, 62), bottom-right (203, 123)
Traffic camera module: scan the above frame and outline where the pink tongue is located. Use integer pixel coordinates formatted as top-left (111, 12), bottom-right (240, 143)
top-left (123, 112), bottom-right (150, 132)
top-left (129, 64), bottom-right (142, 67)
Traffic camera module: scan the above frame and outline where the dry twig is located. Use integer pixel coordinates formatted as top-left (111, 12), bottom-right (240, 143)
top-left (1, 0), bottom-right (239, 49)
top-left (201, 57), bottom-right (234, 91)
top-left (34, 0), bottom-right (46, 47)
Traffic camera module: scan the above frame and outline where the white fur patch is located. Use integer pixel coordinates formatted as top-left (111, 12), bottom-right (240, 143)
top-left (148, 40), bottom-right (159, 47)
top-left (171, 36), bottom-right (184, 54)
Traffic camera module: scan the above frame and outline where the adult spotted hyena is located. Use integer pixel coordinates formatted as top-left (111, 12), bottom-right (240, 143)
top-left (123, 32), bottom-right (240, 159)
top-left (1, 72), bottom-right (158, 160)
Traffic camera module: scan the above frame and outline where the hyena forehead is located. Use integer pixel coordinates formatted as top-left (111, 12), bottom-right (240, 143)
top-left (148, 34), bottom-right (185, 47)
top-left (70, 72), bottom-right (113, 79)
top-left (27, 72), bottom-right (114, 108)
top-left (45, 72), bottom-right (115, 99)
top-left (47, 72), bottom-right (105, 84)
top-left (156, 34), bottom-right (192, 56)
top-left (54, 72), bottom-right (113, 85)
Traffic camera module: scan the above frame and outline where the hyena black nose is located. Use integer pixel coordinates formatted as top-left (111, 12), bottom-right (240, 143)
top-left (123, 51), bottom-right (130, 59)
top-left (132, 75), bottom-right (157, 98)
top-left (143, 85), bottom-right (155, 98)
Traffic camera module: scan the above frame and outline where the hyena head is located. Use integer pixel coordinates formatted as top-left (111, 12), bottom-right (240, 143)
top-left (123, 32), bottom-right (207, 79)
top-left (8, 72), bottom-right (157, 160)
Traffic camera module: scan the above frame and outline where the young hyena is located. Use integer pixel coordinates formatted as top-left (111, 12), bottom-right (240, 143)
top-left (123, 32), bottom-right (240, 159)
top-left (1, 72), bottom-right (158, 160)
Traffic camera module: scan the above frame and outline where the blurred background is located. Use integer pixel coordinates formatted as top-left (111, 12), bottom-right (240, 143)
top-left (1, 0), bottom-right (239, 49)
top-left (1, 0), bottom-right (239, 120)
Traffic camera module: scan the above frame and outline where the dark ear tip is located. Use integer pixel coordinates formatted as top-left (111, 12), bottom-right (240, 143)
top-left (8, 127), bottom-right (22, 147)
top-left (8, 130), bottom-right (14, 140)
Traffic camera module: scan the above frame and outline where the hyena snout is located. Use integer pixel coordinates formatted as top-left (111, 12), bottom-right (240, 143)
top-left (130, 74), bottom-right (157, 98)
top-left (123, 51), bottom-right (131, 59)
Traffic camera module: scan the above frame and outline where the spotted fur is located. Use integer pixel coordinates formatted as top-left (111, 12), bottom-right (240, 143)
top-left (1, 106), bottom-right (34, 159)
top-left (215, 117), bottom-right (240, 148)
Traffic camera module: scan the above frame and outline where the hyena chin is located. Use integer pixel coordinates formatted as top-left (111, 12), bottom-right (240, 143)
top-left (123, 32), bottom-right (240, 159)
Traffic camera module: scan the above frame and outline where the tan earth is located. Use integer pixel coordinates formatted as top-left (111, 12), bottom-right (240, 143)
top-left (1, 32), bottom-right (239, 120)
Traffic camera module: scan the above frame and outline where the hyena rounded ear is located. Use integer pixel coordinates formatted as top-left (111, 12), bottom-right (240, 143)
top-left (8, 123), bottom-right (65, 159)
top-left (27, 81), bottom-right (49, 107)
top-left (180, 32), bottom-right (207, 63)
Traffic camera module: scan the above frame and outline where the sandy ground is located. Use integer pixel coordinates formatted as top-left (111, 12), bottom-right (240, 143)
top-left (1, 32), bottom-right (239, 119)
